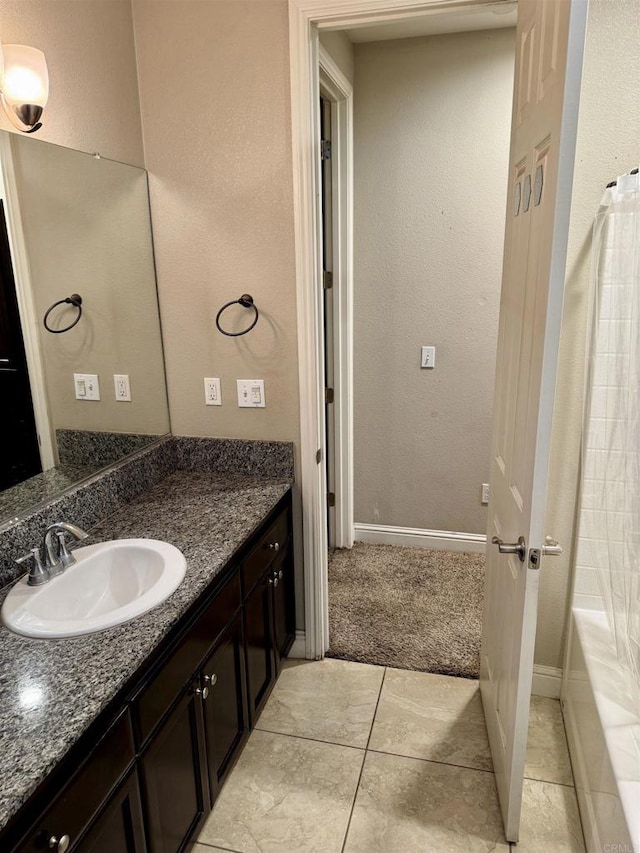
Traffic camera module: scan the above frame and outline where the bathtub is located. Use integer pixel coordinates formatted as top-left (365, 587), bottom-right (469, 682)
top-left (562, 605), bottom-right (640, 853)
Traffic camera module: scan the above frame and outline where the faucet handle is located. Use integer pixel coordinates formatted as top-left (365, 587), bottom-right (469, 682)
top-left (16, 548), bottom-right (50, 587)
top-left (56, 530), bottom-right (77, 569)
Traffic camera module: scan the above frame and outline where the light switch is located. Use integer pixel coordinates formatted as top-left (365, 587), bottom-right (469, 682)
top-left (237, 379), bottom-right (265, 408)
top-left (421, 346), bottom-right (436, 369)
top-left (74, 373), bottom-right (100, 401)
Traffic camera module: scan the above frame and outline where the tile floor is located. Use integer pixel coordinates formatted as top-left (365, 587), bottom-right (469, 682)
top-left (196, 659), bottom-right (585, 853)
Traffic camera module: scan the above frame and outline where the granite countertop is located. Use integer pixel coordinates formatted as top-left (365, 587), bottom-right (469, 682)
top-left (0, 470), bottom-right (291, 834)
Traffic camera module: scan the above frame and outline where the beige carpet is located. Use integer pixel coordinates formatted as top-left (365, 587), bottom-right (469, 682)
top-left (327, 542), bottom-right (485, 679)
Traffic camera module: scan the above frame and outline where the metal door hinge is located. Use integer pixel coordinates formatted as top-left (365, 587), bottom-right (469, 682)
top-left (321, 140), bottom-right (332, 160)
top-left (323, 270), bottom-right (333, 290)
top-left (325, 387), bottom-right (334, 404)
top-left (316, 448), bottom-right (322, 464)
top-left (327, 492), bottom-right (336, 507)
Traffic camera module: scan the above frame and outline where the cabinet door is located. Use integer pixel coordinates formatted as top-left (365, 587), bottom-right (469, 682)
top-left (272, 547), bottom-right (296, 667)
top-left (140, 686), bottom-right (209, 853)
top-left (243, 572), bottom-right (275, 725)
top-left (76, 770), bottom-right (146, 853)
top-left (201, 613), bottom-right (248, 801)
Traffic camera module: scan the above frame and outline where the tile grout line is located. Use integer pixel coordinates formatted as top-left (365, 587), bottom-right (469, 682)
top-left (254, 726), bottom-right (367, 752)
top-left (195, 841), bottom-right (244, 853)
top-left (339, 666), bottom-right (388, 853)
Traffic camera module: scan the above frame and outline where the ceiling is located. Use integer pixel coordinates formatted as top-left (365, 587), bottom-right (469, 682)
top-left (340, 2), bottom-right (517, 43)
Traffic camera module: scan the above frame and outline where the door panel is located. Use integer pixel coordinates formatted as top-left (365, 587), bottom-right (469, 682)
top-left (140, 687), bottom-right (209, 853)
top-left (481, 0), bottom-right (586, 841)
top-left (202, 614), bottom-right (247, 801)
top-left (243, 573), bottom-right (275, 725)
top-left (78, 770), bottom-right (146, 853)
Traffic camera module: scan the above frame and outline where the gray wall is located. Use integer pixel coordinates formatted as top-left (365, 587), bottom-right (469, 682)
top-left (353, 29), bottom-right (516, 534)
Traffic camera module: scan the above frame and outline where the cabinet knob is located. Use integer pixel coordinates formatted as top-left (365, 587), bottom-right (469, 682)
top-left (49, 836), bottom-right (70, 853)
top-left (268, 577), bottom-right (274, 585)
top-left (203, 673), bottom-right (218, 687)
top-left (268, 542), bottom-right (280, 552)
top-left (278, 569), bottom-right (283, 580)
top-left (194, 685), bottom-right (210, 700)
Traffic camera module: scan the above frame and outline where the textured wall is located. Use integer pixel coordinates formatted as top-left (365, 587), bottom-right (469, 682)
top-left (11, 133), bottom-right (170, 439)
top-left (353, 29), bottom-right (515, 534)
top-left (0, 0), bottom-right (144, 166)
top-left (132, 0), bottom-right (299, 446)
top-left (536, 0), bottom-right (640, 670)
top-left (319, 30), bottom-right (354, 83)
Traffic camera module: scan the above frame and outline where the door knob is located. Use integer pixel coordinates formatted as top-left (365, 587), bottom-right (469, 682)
top-left (491, 535), bottom-right (526, 562)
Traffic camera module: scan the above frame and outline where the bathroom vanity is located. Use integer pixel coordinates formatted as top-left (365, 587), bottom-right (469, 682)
top-left (0, 456), bottom-right (296, 853)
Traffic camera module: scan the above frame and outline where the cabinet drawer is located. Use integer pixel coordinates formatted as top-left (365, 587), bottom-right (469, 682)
top-left (135, 570), bottom-right (241, 744)
top-left (15, 710), bottom-right (134, 853)
top-left (242, 509), bottom-right (289, 597)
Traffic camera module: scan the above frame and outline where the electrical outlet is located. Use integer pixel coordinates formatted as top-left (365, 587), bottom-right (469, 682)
top-left (114, 374), bottom-right (131, 402)
top-left (237, 379), bottom-right (265, 408)
top-left (481, 483), bottom-right (490, 505)
top-left (204, 377), bottom-right (222, 406)
top-left (74, 373), bottom-right (100, 401)
top-left (421, 346), bottom-right (436, 368)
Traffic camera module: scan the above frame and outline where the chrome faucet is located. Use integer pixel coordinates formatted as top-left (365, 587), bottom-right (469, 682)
top-left (43, 522), bottom-right (89, 576)
top-left (15, 521), bottom-right (89, 586)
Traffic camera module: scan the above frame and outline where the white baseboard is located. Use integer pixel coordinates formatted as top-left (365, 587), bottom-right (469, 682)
top-left (288, 630), bottom-right (307, 659)
top-left (353, 523), bottom-right (486, 554)
top-left (531, 664), bottom-right (562, 698)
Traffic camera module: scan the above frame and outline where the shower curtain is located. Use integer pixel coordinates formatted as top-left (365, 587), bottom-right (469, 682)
top-left (582, 170), bottom-right (640, 701)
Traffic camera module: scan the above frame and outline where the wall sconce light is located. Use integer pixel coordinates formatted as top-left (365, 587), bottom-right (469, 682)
top-left (0, 44), bottom-right (49, 134)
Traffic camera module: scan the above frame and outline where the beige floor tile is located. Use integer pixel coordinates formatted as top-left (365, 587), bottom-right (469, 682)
top-left (198, 729), bottom-right (364, 853)
top-left (516, 779), bottom-right (585, 852)
top-left (525, 695), bottom-right (574, 785)
top-left (193, 845), bottom-right (238, 852)
top-left (368, 667), bottom-right (493, 770)
top-left (343, 751), bottom-right (508, 852)
top-left (255, 658), bottom-right (384, 747)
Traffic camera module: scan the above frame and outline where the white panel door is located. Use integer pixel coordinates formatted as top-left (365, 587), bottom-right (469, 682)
top-left (481, 0), bottom-right (587, 842)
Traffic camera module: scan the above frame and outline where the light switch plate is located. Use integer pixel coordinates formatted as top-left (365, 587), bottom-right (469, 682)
top-left (204, 377), bottom-right (222, 406)
top-left (74, 373), bottom-right (100, 401)
top-left (237, 379), bottom-right (265, 408)
top-left (481, 483), bottom-right (490, 505)
top-left (421, 346), bottom-right (436, 369)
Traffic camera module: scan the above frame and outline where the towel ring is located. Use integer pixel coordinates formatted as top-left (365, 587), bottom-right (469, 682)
top-left (43, 294), bottom-right (83, 334)
top-left (215, 294), bottom-right (259, 337)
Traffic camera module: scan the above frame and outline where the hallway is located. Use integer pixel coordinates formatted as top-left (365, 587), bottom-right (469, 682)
top-left (195, 658), bottom-right (584, 852)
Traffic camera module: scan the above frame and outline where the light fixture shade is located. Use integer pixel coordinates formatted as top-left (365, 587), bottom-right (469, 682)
top-left (1, 44), bottom-right (49, 133)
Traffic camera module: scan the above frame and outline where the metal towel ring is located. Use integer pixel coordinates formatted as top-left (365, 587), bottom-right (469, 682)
top-left (43, 294), bottom-right (83, 334)
top-left (215, 294), bottom-right (259, 337)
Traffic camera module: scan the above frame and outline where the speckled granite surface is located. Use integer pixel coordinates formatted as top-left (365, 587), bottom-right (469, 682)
top-left (0, 470), bottom-right (291, 834)
top-left (0, 436), bottom-right (294, 589)
top-left (56, 429), bottom-right (163, 467)
top-left (0, 463), bottom-right (94, 524)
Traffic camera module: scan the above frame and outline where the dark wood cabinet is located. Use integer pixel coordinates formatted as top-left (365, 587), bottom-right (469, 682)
top-left (201, 612), bottom-right (248, 801)
top-left (244, 570), bottom-right (277, 725)
top-left (243, 508), bottom-right (296, 726)
top-left (4, 491), bottom-right (294, 853)
top-left (140, 685), bottom-right (210, 853)
top-left (77, 770), bottom-right (146, 853)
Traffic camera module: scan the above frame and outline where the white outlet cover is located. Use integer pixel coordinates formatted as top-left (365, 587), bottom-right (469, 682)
top-left (237, 379), bottom-right (265, 408)
top-left (114, 374), bottom-right (131, 402)
top-left (204, 377), bottom-right (222, 406)
top-left (74, 373), bottom-right (100, 401)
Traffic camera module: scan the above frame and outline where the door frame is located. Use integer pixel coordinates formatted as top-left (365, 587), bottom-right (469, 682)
top-left (0, 133), bottom-right (55, 471)
top-left (319, 45), bottom-right (354, 552)
top-left (289, 0), bottom-right (520, 659)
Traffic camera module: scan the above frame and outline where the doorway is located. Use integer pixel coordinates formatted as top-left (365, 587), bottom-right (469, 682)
top-left (0, 199), bottom-right (41, 490)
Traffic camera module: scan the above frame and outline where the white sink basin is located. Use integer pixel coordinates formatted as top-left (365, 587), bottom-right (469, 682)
top-left (1, 539), bottom-right (186, 639)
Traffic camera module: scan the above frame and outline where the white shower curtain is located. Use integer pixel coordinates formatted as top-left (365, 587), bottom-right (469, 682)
top-left (582, 170), bottom-right (640, 701)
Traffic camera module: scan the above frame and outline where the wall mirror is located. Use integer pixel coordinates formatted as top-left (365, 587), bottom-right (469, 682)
top-left (0, 131), bottom-right (170, 525)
